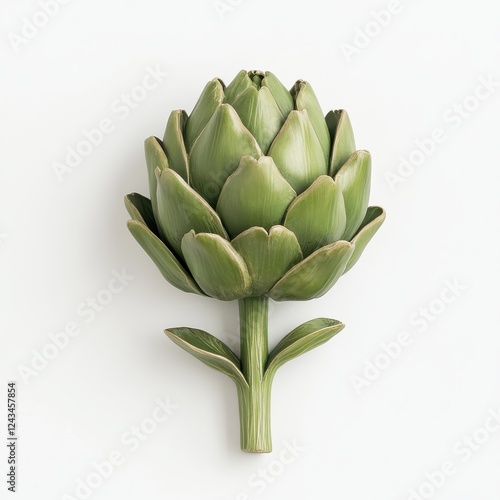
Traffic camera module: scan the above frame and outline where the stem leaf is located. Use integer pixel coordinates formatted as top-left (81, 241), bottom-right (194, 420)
top-left (265, 318), bottom-right (344, 381)
top-left (165, 327), bottom-right (248, 389)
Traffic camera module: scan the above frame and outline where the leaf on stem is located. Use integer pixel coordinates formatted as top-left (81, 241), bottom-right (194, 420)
top-left (165, 327), bottom-right (248, 390)
top-left (264, 318), bottom-right (344, 381)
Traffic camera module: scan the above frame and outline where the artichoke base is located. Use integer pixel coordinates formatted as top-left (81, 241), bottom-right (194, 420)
top-left (237, 381), bottom-right (272, 453)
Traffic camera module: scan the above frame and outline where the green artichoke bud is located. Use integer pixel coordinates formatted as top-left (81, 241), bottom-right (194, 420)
top-left (125, 70), bottom-right (385, 452)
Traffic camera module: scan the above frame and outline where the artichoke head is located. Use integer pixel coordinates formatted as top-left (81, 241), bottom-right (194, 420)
top-left (125, 70), bottom-right (385, 301)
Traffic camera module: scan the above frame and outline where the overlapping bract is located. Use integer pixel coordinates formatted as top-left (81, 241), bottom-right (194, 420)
top-left (125, 70), bottom-right (385, 301)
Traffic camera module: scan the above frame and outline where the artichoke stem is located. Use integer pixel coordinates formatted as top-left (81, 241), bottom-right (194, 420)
top-left (237, 296), bottom-right (272, 453)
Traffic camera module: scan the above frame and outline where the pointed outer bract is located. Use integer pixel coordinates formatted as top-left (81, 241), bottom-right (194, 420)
top-left (181, 231), bottom-right (252, 301)
top-left (126, 220), bottom-right (204, 295)
top-left (162, 110), bottom-right (189, 183)
top-left (124, 193), bottom-right (158, 235)
top-left (268, 240), bottom-right (354, 301)
top-left (231, 226), bottom-right (303, 296)
top-left (326, 110), bottom-right (356, 177)
top-left (165, 327), bottom-right (248, 390)
top-left (264, 318), bottom-right (344, 382)
top-left (291, 80), bottom-right (330, 160)
top-left (261, 71), bottom-right (294, 118)
top-left (155, 168), bottom-right (228, 256)
top-left (283, 175), bottom-right (346, 257)
top-left (216, 156), bottom-right (296, 238)
top-left (189, 104), bottom-right (262, 207)
top-left (344, 206), bottom-right (386, 274)
top-left (184, 78), bottom-right (225, 151)
top-left (267, 109), bottom-right (328, 194)
top-left (223, 69), bottom-right (253, 105)
top-left (231, 86), bottom-right (286, 153)
top-left (334, 150), bottom-right (371, 241)
top-left (144, 136), bottom-right (169, 214)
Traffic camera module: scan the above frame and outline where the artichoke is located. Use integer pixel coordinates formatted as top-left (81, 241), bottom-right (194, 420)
top-left (125, 70), bottom-right (385, 452)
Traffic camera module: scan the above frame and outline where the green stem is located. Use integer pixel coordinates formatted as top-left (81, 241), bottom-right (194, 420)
top-left (237, 296), bottom-right (272, 453)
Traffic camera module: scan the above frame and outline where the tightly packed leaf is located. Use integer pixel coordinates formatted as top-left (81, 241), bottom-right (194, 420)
top-left (125, 69), bottom-right (385, 301)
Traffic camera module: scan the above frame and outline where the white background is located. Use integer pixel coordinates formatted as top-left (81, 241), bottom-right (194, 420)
top-left (1, 0), bottom-right (500, 499)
